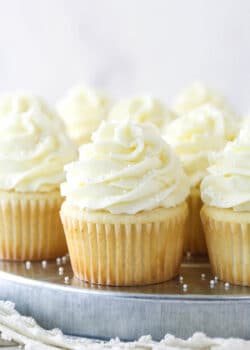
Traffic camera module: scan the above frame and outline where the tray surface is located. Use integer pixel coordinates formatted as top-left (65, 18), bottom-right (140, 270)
top-left (1, 255), bottom-right (250, 340)
top-left (0, 255), bottom-right (249, 299)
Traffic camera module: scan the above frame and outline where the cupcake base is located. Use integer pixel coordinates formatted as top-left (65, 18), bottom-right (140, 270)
top-left (0, 190), bottom-right (67, 261)
top-left (60, 202), bottom-right (188, 286)
top-left (201, 205), bottom-right (250, 286)
top-left (184, 187), bottom-right (207, 255)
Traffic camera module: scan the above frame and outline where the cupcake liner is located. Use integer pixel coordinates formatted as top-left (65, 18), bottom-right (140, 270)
top-left (61, 202), bottom-right (188, 286)
top-left (0, 191), bottom-right (67, 261)
top-left (184, 188), bottom-right (207, 255)
top-left (201, 205), bottom-right (250, 286)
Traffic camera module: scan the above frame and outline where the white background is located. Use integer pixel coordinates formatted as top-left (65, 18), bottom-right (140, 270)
top-left (0, 0), bottom-right (249, 112)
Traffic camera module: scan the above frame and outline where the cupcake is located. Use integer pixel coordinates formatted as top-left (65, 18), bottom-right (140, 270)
top-left (56, 85), bottom-right (112, 146)
top-left (60, 120), bottom-right (190, 286)
top-left (164, 104), bottom-right (239, 254)
top-left (109, 96), bottom-right (175, 132)
top-left (201, 124), bottom-right (250, 286)
top-left (0, 92), bottom-right (77, 261)
top-left (173, 82), bottom-right (237, 116)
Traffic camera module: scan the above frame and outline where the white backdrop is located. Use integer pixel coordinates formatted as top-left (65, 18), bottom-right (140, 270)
top-left (0, 0), bottom-right (249, 112)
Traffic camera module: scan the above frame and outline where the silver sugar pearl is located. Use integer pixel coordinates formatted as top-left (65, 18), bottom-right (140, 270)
top-left (224, 282), bottom-right (230, 289)
top-left (214, 276), bottom-right (219, 283)
top-left (41, 260), bottom-right (47, 269)
top-left (179, 276), bottom-right (184, 283)
top-left (210, 280), bottom-right (215, 288)
top-left (201, 273), bottom-right (206, 280)
top-left (62, 256), bottom-right (67, 264)
top-left (56, 257), bottom-right (61, 265)
top-left (25, 261), bottom-right (31, 270)
top-left (183, 284), bottom-right (188, 291)
top-left (58, 267), bottom-right (64, 275)
top-left (64, 276), bottom-right (70, 284)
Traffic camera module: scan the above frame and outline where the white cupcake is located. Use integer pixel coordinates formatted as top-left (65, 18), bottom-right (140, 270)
top-left (0, 92), bottom-right (77, 261)
top-left (60, 121), bottom-right (190, 286)
top-left (164, 104), bottom-right (239, 254)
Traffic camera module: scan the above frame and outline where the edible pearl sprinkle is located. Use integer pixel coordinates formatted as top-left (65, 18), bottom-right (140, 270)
top-left (64, 276), bottom-right (70, 284)
top-left (179, 276), bottom-right (184, 283)
top-left (183, 284), bottom-right (188, 291)
top-left (224, 282), bottom-right (230, 289)
top-left (201, 273), bottom-right (206, 280)
top-left (214, 276), bottom-right (218, 283)
top-left (62, 256), bottom-right (67, 264)
top-left (25, 261), bottom-right (31, 269)
top-left (58, 267), bottom-right (64, 275)
top-left (41, 260), bottom-right (47, 268)
top-left (210, 280), bottom-right (215, 288)
top-left (56, 257), bottom-right (61, 265)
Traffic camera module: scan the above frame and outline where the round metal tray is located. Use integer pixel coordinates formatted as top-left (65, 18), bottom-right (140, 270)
top-left (0, 256), bottom-right (249, 341)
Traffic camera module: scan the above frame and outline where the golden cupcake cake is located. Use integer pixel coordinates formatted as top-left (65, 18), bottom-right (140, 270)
top-left (60, 120), bottom-right (190, 286)
top-left (109, 95), bottom-right (175, 131)
top-left (164, 104), bottom-right (239, 254)
top-left (173, 82), bottom-right (237, 116)
top-left (57, 85), bottom-right (112, 146)
top-left (201, 124), bottom-right (250, 286)
top-left (0, 92), bottom-right (76, 261)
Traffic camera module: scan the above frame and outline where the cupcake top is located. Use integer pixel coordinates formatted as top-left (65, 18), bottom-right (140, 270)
top-left (0, 92), bottom-right (77, 192)
top-left (57, 86), bottom-right (112, 145)
top-left (201, 124), bottom-right (250, 211)
top-left (108, 96), bottom-right (175, 130)
top-left (173, 82), bottom-right (236, 115)
top-left (61, 120), bottom-right (190, 214)
top-left (164, 104), bottom-right (239, 188)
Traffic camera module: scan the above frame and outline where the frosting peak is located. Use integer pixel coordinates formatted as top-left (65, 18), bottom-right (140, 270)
top-left (0, 92), bottom-right (77, 192)
top-left (164, 104), bottom-right (239, 187)
top-left (201, 123), bottom-right (250, 211)
top-left (173, 82), bottom-right (236, 115)
top-left (61, 121), bottom-right (190, 214)
top-left (108, 96), bottom-right (175, 130)
top-left (56, 86), bottom-right (112, 145)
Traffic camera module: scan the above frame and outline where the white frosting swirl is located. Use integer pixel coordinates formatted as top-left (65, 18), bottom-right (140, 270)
top-left (56, 86), bottom-right (112, 145)
top-left (201, 124), bottom-right (250, 211)
top-left (109, 96), bottom-right (175, 130)
top-left (0, 92), bottom-right (77, 192)
top-left (61, 121), bottom-right (190, 214)
top-left (164, 104), bottom-right (239, 187)
top-left (173, 82), bottom-right (236, 115)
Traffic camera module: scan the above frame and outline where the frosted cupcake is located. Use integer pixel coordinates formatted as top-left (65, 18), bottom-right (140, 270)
top-left (173, 82), bottom-right (236, 116)
top-left (56, 86), bottom-right (112, 146)
top-left (201, 124), bottom-right (250, 286)
top-left (164, 104), bottom-right (239, 254)
top-left (109, 96), bottom-right (175, 131)
top-left (0, 93), bottom-right (76, 261)
top-left (60, 120), bottom-right (190, 286)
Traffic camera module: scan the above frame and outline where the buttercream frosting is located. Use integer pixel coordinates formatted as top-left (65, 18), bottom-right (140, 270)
top-left (201, 123), bottom-right (250, 211)
top-left (164, 104), bottom-right (239, 187)
top-left (57, 86), bottom-right (112, 145)
top-left (108, 96), bottom-right (175, 130)
top-left (173, 82), bottom-right (236, 116)
top-left (61, 120), bottom-right (190, 214)
top-left (0, 92), bottom-right (77, 192)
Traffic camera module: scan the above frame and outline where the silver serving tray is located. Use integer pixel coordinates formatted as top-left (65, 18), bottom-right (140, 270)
top-left (0, 256), bottom-right (249, 341)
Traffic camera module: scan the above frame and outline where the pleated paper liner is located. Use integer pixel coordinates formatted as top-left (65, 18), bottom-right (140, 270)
top-left (0, 190), bottom-right (67, 261)
top-left (184, 187), bottom-right (207, 255)
top-left (60, 202), bottom-right (188, 286)
top-left (201, 205), bottom-right (250, 286)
